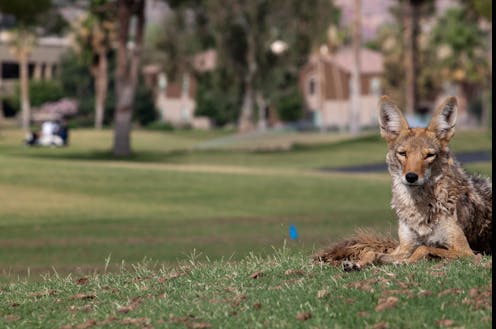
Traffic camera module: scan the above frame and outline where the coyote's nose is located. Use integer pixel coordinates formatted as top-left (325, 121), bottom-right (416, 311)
top-left (405, 172), bottom-right (418, 183)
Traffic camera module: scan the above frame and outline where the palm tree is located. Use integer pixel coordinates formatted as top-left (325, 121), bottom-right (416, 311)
top-left (9, 29), bottom-right (36, 130)
top-left (76, 0), bottom-right (116, 129)
top-left (0, 0), bottom-right (52, 130)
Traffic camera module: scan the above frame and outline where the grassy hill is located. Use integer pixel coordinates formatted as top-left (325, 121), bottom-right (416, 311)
top-left (0, 127), bottom-right (491, 327)
top-left (0, 128), bottom-right (491, 279)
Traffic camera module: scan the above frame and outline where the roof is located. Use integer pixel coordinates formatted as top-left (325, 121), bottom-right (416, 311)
top-left (299, 47), bottom-right (384, 100)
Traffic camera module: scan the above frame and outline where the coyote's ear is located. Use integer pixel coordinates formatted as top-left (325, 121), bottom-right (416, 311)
top-left (427, 96), bottom-right (457, 144)
top-left (378, 96), bottom-right (409, 143)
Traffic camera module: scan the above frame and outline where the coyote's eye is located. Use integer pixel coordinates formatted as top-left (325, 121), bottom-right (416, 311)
top-left (425, 153), bottom-right (436, 159)
top-left (397, 151), bottom-right (407, 157)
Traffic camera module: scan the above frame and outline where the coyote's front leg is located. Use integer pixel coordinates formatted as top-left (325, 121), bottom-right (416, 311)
top-left (374, 242), bottom-right (416, 265)
top-left (404, 222), bottom-right (474, 263)
top-left (376, 220), bottom-right (474, 265)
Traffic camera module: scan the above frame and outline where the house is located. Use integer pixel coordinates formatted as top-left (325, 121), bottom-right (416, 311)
top-left (142, 49), bottom-right (217, 129)
top-left (299, 47), bottom-right (384, 130)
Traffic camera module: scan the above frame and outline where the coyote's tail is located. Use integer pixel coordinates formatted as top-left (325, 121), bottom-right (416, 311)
top-left (312, 229), bottom-right (398, 265)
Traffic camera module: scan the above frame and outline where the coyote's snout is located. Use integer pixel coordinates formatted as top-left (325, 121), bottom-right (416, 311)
top-left (314, 96), bottom-right (492, 270)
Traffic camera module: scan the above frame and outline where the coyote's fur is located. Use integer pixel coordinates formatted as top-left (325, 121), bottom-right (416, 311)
top-left (314, 96), bottom-right (492, 270)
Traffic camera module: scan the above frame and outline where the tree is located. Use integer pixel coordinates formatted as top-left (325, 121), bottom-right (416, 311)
top-left (401, 0), bottom-right (435, 117)
top-left (146, 0), bottom-right (338, 130)
top-left (143, 0), bottom-right (342, 131)
top-left (195, 68), bottom-right (241, 126)
top-left (349, 0), bottom-right (361, 135)
top-left (113, 0), bottom-right (146, 156)
top-left (465, 0), bottom-right (491, 130)
top-left (144, 3), bottom-right (210, 82)
top-left (0, 0), bottom-right (52, 130)
top-left (8, 30), bottom-right (36, 130)
top-left (205, 0), bottom-right (339, 131)
top-left (428, 7), bottom-right (490, 125)
top-left (402, 0), bottom-right (418, 117)
top-left (59, 49), bottom-right (117, 127)
top-left (255, 0), bottom-right (340, 130)
top-left (373, 1), bottom-right (435, 112)
top-left (76, 0), bottom-right (117, 129)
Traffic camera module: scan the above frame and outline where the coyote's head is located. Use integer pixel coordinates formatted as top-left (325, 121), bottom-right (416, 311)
top-left (378, 96), bottom-right (457, 186)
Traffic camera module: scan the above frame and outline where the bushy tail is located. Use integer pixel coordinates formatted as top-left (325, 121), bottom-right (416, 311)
top-left (312, 229), bottom-right (398, 265)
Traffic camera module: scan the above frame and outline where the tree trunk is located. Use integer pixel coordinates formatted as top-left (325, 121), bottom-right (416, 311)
top-left (349, 0), bottom-right (361, 135)
top-left (113, 0), bottom-right (145, 156)
top-left (238, 81), bottom-right (254, 132)
top-left (256, 90), bottom-right (267, 131)
top-left (94, 51), bottom-right (108, 129)
top-left (19, 51), bottom-right (30, 130)
top-left (113, 96), bottom-right (133, 155)
top-left (403, 0), bottom-right (419, 117)
top-left (481, 26), bottom-right (492, 130)
top-left (0, 62), bottom-right (2, 117)
top-left (480, 88), bottom-right (489, 129)
top-left (238, 32), bottom-right (256, 132)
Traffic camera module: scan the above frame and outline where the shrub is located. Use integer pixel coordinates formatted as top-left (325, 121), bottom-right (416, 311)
top-left (3, 80), bottom-right (64, 115)
top-left (133, 83), bottom-right (158, 126)
top-left (30, 80), bottom-right (64, 107)
top-left (59, 50), bottom-right (116, 127)
top-left (195, 69), bottom-right (240, 127)
top-left (59, 50), bottom-right (94, 123)
top-left (147, 121), bottom-right (175, 131)
top-left (274, 86), bottom-right (304, 122)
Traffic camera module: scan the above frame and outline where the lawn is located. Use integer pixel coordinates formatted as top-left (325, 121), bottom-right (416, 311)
top-left (0, 252), bottom-right (491, 328)
top-left (0, 127), bottom-right (491, 279)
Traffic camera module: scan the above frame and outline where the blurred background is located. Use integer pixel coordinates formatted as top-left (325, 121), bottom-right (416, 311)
top-left (0, 0), bottom-right (491, 279)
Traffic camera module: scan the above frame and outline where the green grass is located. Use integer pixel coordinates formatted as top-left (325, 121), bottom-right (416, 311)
top-left (2, 128), bottom-right (491, 169)
top-left (0, 127), bottom-right (491, 279)
top-left (0, 127), bottom-right (491, 327)
top-left (0, 154), bottom-right (394, 274)
top-left (0, 252), bottom-right (491, 328)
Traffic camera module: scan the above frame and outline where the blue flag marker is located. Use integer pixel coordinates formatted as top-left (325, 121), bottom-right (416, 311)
top-left (289, 224), bottom-right (298, 240)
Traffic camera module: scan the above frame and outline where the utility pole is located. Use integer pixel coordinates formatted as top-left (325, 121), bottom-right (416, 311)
top-left (349, 0), bottom-right (361, 135)
top-left (403, 0), bottom-right (419, 118)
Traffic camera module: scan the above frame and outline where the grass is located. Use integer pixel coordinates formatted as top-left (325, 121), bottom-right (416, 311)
top-left (2, 128), bottom-right (491, 169)
top-left (0, 252), bottom-right (491, 328)
top-left (0, 126), bottom-right (491, 327)
top-left (0, 154), bottom-right (394, 274)
top-left (0, 127), bottom-right (491, 279)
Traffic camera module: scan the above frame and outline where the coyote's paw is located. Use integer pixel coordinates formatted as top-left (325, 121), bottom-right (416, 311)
top-left (392, 260), bottom-right (407, 265)
top-left (342, 261), bottom-right (361, 272)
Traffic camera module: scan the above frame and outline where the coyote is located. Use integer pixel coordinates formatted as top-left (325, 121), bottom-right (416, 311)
top-left (314, 96), bottom-right (492, 270)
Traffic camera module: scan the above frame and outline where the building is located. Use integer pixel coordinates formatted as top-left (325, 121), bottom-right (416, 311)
top-left (0, 34), bottom-right (70, 92)
top-left (0, 34), bottom-right (71, 118)
top-left (299, 47), bottom-right (384, 130)
top-left (142, 49), bottom-right (217, 129)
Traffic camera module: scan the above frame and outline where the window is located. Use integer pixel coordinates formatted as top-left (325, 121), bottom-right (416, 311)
top-left (370, 77), bottom-right (381, 95)
top-left (2, 62), bottom-right (19, 79)
top-left (309, 78), bottom-right (316, 95)
top-left (182, 73), bottom-right (190, 95)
